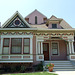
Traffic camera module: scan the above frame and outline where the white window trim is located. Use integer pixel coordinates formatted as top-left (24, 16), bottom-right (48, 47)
top-left (51, 41), bottom-right (60, 56)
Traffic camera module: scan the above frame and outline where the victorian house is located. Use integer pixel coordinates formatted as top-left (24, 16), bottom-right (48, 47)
top-left (0, 9), bottom-right (75, 71)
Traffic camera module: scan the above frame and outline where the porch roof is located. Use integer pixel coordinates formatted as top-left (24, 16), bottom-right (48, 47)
top-left (0, 28), bottom-right (75, 32)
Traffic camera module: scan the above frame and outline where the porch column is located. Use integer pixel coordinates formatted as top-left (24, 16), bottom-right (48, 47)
top-left (69, 41), bottom-right (71, 54)
top-left (67, 43), bottom-right (69, 55)
top-left (41, 41), bottom-right (43, 54)
top-left (71, 41), bottom-right (74, 54)
top-left (37, 42), bottom-right (41, 54)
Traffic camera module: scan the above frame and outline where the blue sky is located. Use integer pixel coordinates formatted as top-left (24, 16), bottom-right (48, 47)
top-left (0, 0), bottom-right (75, 28)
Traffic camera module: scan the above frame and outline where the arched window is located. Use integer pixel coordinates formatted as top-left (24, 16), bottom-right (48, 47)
top-left (35, 16), bottom-right (37, 24)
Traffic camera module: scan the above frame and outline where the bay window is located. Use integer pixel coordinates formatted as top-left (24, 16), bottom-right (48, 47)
top-left (3, 38), bottom-right (30, 54)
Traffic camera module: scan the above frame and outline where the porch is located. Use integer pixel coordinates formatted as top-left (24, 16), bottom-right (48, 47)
top-left (36, 33), bottom-right (75, 61)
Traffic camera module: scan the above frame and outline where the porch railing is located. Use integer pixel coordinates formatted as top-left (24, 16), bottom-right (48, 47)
top-left (0, 54), bottom-right (33, 63)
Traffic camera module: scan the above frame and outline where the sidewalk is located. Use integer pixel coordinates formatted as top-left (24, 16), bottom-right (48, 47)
top-left (48, 71), bottom-right (75, 75)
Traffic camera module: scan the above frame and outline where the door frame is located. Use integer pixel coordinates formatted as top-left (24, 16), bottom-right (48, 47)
top-left (43, 41), bottom-right (51, 60)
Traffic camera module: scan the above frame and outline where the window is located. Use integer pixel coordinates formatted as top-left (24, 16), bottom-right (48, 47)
top-left (3, 38), bottom-right (10, 54)
top-left (35, 16), bottom-right (37, 24)
top-left (11, 38), bottom-right (22, 54)
top-left (52, 24), bottom-right (57, 28)
top-left (3, 38), bottom-right (30, 54)
top-left (52, 42), bottom-right (58, 55)
top-left (24, 38), bottom-right (30, 54)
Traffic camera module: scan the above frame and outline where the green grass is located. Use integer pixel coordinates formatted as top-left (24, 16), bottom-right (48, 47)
top-left (2, 72), bottom-right (58, 75)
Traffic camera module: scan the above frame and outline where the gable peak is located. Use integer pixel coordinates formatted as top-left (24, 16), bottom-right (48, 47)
top-left (2, 11), bottom-right (31, 28)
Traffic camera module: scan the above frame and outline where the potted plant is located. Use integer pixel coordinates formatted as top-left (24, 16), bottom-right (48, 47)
top-left (46, 63), bottom-right (54, 72)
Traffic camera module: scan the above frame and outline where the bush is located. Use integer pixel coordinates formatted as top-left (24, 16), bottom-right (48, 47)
top-left (33, 62), bottom-right (43, 71)
top-left (20, 65), bottom-right (26, 72)
top-left (11, 66), bottom-right (17, 72)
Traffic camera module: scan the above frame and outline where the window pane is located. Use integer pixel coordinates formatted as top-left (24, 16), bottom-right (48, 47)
top-left (4, 39), bottom-right (9, 46)
top-left (35, 16), bottom-right (37, 24)
top-left (52, 43), bottom-right (58, 55)
top-left (24, 39), bottom-right (29, 45)
top-left (11, 46), bottom-right (21, 53)
top-left (52, 49), bottom-right (58, 54)
top-left (3, 47), bottom-right (9, 54)
top-left (24, 46), bottom-right (29, 53)
top-left (11, 38), bottom-right (22, 54)
top-left (52, 24), bottom-right (57, 28)
top-left (52, 43), bottom-right (58, 49)
top-left (12, 39), bottom-right (22, 46)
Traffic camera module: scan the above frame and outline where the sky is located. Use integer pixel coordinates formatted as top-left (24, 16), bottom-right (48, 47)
top-left (0, 0), bottom-right (75, 28)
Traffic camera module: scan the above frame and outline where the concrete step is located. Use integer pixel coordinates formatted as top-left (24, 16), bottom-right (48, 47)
top-left (53, 67), bottom-right (74, 69)
top-left (47, 69), bottom-right (75, 71)
top-left (44, 61), bottom-right (75, 71)
top-left (45, 63), bottom-right (72, 65)
top-left (52, 65), bottom-right (73, 67)
top-left (44, 61), bottom-right (71, 63)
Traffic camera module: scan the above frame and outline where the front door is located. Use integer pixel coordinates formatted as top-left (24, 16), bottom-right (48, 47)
top-left (43, 43), bottom-right (49, 60)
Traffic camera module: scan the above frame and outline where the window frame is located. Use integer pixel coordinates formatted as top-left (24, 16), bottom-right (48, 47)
top-left (11, 38), bottom-right (22, 54)
top-left (51, 41), bottom-right (59, 56)
top-left (23, 38), bottom-right (30, 54)
top-left (52, 24), bottom-right (57, 28)
top-left (3, 38), bottom-right (10, 54)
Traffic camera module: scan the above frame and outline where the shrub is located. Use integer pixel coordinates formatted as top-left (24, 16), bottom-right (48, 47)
top-left (33, 62), bottom-right (43, 71)
top-left (20, 65), bottom-right (26, 72)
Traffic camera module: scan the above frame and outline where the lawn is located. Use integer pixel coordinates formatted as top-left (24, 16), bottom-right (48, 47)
top-left (2, 72), bottom-right (58, 75)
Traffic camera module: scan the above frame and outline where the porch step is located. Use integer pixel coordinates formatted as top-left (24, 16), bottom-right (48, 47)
top-left (47, 69), bottom-right (75, 71)
top-left (44, 61), bottom-right (75, 71)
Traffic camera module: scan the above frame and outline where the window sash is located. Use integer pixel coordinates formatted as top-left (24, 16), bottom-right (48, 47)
top-left (3, 47), bottom-right (9, 54)
top-left (11, 38), bottom-right (22, 54)
top-left (52, 24), bottom-right (57, 28)
top-left (52, 43), bottom-right (58, 55)
top-left (3, 38), bottom-right (10, 47)
top-left (23, 38), bottom-right (30, 54)
top-left (3, 38), bottom-right (10, 54)
top-left (24, 46), bottom-right (29, 53)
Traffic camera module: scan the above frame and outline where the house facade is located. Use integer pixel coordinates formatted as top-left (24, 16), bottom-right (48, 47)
top-left (0, 10), bottom-right (75, 68)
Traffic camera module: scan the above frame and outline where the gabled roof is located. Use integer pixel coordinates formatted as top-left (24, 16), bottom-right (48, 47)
top-left (2, 11), bottom-right (31, 28)
top-left (50, 15), bottom-right (59, 20)
top-left (48, 15), bottom-right (72, 29)
top-left (31, 24), bottom-right (48, 29)
top-left (60, 19), bottom-right (72, 29)
top-left (25, 9), bottom-right (47, 18)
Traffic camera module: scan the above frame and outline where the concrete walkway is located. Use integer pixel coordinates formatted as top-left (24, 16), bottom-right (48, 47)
top-left (48, 71), bottom-right (75, 75)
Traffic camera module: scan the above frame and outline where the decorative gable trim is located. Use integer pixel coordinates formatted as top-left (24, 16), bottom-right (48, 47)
top-left (2, 11), bottom-right (31, 28)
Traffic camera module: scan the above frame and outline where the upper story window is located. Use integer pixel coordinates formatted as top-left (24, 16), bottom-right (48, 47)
top-left (35, 16), bottom-right (37, 24)
top-left (52, 24), bottom-right (57, 28)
